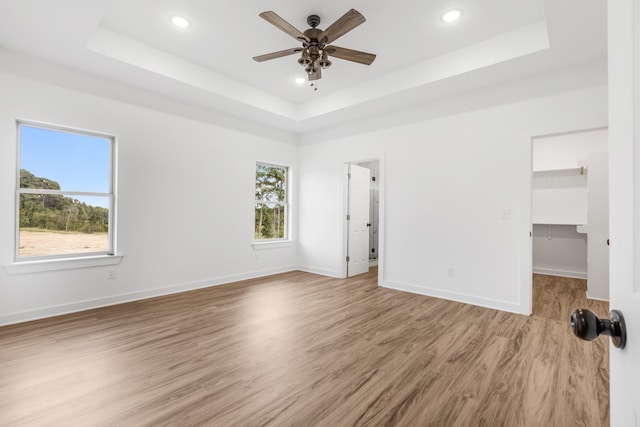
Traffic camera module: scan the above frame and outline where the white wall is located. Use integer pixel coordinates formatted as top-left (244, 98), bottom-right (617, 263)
top-left (532, 169), bottom-right (588, 225)
top-left (297, 85), bottom-right (608, 314)
top-left (532, 225), bottom-right (588, 278)
top-left (533, 129), bottom-right (608, 171)
top-left (0, 72), bottom-right (298, 325)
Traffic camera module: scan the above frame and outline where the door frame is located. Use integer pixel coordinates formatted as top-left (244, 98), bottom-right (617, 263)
top-left (341, 155), bottom-right (385, 283)
top-left (525, 127), bottom-right (609, 315)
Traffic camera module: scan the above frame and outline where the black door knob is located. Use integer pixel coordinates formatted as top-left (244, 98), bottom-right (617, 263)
top-left (570, 308), bottom-right (626, 349)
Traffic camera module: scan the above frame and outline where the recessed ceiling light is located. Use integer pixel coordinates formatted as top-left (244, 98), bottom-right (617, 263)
top-left (441, 9), bottom-right (462, 23)
top-left (294, 77), bottom-right (306, 85)
top-left (171, 16), bottom-right (191, 28)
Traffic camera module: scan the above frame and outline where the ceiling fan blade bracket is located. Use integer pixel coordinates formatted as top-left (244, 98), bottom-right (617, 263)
top-left (325, 45), bottom-right (376, 65)
top-left (253, 48), bottom-right (303, 62)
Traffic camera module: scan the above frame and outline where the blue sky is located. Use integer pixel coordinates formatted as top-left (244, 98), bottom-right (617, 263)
top-left (20, 125), bottom-right (111, 208)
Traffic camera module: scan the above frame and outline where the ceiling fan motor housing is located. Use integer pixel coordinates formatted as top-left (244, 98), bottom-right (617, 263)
top-left (302, 28), bottom-right (324, 65)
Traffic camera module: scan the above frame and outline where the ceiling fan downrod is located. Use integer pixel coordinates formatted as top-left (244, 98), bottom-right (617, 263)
top-left (307, 14), bottom-right (320, 28)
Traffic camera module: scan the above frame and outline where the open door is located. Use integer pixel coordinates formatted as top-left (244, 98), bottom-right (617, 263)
top-left (572, 3), bottom-right (639, 423)
top-left (585, 2), bottom-right (639, 424)
top-left (347, 164), bottom-right (370, 277)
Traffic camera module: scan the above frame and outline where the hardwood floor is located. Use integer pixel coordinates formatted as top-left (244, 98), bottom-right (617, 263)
top-left (0, 270), bottom-right (609, 426)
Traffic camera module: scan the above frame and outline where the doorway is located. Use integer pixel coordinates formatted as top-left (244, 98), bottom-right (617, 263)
top-left (356, 160), bottom-right (380, 266)
top-left (531, 128), bottom-right (609, 302)
top-left (344, 159), bottom-right (382, 278)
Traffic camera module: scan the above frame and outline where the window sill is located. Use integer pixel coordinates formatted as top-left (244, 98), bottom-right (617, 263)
top-left (4, 254), bottom-right (124, 275)
top-left (251, 240), bottom-right (295, 250)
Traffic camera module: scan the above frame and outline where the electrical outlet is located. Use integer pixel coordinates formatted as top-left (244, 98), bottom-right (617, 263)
top-left (447, 267), bottom-right (454, 277)
top-left (107, 270), bottom-right (116, 280)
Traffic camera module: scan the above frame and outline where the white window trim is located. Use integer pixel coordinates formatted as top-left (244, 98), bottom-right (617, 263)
top-left (254, 161), bottom-right (290, 243)
top-left (4, 254), bottom-right (124, 275)
top-left (15, 120), bottom-right (118, 263)
top-left (251, 240), bottom-right (295, 250)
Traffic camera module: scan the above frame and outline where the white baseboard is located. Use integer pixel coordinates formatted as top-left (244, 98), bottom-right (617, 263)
top-left (532, 267), bottom-right (588, 280)
top-left (585, 292), bottom-right (609, 302)
top-left (381, 280), bottom-right (524, 315)
top-left (0, 265), bottom-right (298, 326)
top-left (295, 265), bottom-right (341, 278)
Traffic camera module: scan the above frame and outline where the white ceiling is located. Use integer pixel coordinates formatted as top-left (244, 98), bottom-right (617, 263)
top-left (0, 0), bottom-right (607, 133)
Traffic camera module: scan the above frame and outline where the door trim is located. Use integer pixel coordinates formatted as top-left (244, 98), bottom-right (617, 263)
top-left (341, 155), bottom-right (385, 285)
top-left (527, 127), bottom-right (609, 315)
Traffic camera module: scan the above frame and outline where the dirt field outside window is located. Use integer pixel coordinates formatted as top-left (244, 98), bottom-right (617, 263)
top-left (19, 229), bottom-right (109, 257)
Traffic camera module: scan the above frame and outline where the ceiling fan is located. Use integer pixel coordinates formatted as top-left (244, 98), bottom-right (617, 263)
top-left (253, 9), bottom-right (376, 82)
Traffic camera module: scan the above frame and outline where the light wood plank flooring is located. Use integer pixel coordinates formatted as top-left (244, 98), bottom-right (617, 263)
top-left (0, 270), bottom-right (609, 426)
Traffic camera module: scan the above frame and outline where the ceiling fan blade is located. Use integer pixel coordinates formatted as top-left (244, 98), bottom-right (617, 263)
top-left (253, 48), bottom-right (302, 62)
top-left (308, 65), bottom-right (321, 81)
top-left (325, 46), bottom-right (376, 65)
top-left (319, 9), bottom-right (366, 45)
top-left (259, 11), bottom-right (310, 42)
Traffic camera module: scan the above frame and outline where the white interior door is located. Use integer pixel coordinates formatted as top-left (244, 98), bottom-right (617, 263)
top-left (347, 164), bottom-right (370, 277)
top-left (608, 1), bottom-right (640, 424)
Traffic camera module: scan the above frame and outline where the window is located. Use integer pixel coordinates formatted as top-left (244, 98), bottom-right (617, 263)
top-left (16, 121), bottom-right (115, 259)
top-left (255, 162), bottom-right (288, 240)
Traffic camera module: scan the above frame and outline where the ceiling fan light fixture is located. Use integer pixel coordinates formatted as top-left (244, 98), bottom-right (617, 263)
top-left (170, 15), bottom-right (191, 28)
top-left (441, 9), bottom-right (462, 23)
top-left (319, 50), bottom-right (332, 69)
top-left (298, 49), bottom-right (311, 66)
top-left (305, 64), bottom-right (317, 75)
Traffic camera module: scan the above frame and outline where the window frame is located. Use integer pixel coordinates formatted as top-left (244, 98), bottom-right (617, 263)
top-left (14, 120), bottom-right (116, 261)
top-left (254, 161), bottom-right (290, 242)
